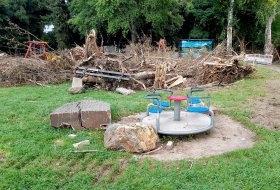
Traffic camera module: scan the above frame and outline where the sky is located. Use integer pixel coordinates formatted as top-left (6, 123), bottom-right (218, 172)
top-left (43, 25), bottom-right (54, 33)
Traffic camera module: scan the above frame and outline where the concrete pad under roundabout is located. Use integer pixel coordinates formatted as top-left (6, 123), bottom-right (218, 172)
top-left (142, 111), bottom-right (214, 135)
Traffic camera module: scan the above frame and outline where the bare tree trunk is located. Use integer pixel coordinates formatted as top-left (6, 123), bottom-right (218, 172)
top-left (227, 0), bottom-right (235, 55)
top-left (264, 8), bottom-right (277, 55)
top-left (130, 22), bottom-right (137, 43)
top-left (237, 36), bottom-right (246, 54)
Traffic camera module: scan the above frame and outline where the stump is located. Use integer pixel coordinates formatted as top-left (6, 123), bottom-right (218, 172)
top-left (50, 100), bottom-right (111, 130)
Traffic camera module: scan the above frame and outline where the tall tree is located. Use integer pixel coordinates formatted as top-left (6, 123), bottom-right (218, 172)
top-left (227, 0), bottom-right (235, 55)
top-left (188, 0), bottom-right (228, 40)
top-left (255, 0), bottom-right (280, 54)
top-left (69, 0), bottom-right (185, 42)
top-left (272, 15), bottom-right (280, 48)
top-left (0, 0), bottom-right (50, 53)
top-left (264, 2), bottom-right (280, 54)
top-left (6, 0), bottom-right (50, 39)
top-left (50, 0), bottom-right (71, 49)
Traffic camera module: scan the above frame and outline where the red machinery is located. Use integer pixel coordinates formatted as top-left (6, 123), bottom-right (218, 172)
top-left (24, 41), bottom-right (48, 59)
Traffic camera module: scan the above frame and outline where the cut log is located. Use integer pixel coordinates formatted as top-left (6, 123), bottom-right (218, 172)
top-left (153, 63), bottom-right (167, 88)
top-left (133, 71), bottom-right (155, 80)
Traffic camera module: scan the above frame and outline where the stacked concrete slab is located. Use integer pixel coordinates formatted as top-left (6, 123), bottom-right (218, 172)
top-left (50, 100), bottom-right (111, 130)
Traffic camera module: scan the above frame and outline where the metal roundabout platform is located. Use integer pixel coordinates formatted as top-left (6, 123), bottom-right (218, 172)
top-left (142, 111), bottom-right (214, 135)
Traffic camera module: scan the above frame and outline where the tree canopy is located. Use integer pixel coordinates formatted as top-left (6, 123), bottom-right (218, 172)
top-left (70, 0), bottom-right (185, 42)
top-left (1, 0), bottom-right (280, 53)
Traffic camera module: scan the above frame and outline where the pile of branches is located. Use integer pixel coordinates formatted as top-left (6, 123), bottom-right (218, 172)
top-left (0, 33), bottom-right (255, 89)
top-left (72, 35), bottom-right (255, 90)
top-left (0, 53), bottom-right (75, 87)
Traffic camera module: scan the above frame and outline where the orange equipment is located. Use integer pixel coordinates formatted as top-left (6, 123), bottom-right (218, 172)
top-left (24, 41), bottom-right (48, 59)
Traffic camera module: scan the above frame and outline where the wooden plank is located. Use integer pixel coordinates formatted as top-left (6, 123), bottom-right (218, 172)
top-left (168, 76), bottom-right (186, 88)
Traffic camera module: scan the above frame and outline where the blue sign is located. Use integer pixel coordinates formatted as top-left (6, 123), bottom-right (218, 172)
top-left (177, 40), bottom-right (214, 58)
top-left (177, 40), bottom-right (213, 48)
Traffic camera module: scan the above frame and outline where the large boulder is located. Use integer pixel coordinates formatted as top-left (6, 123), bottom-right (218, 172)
top-left (104, 123), bottom-right (159, 153)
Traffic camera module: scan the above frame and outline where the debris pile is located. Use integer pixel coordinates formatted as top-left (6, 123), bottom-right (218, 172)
top-left (0, 53), bottom-right (75, 87)
top-left (0, 35), bottom-right (255, 89)
top-left (72, 37), bottom-right (255, 90)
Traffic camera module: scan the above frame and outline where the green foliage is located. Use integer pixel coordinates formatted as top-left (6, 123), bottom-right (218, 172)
top-left (188, 0), bottom-right (228, 39)
top-left (272, 15), bottom-right (280, 47)
top-left (0, 0), bottom-right (50, 53)
top-left (5, 0), bottom-right (50, 36)
top-left (254, 0), bottom-right (280, 24)
top-left (95, 0), bottom-right (141, 37)
top-left (69, 0), bottom-right (101, 36)
top-left (189, 27), bottom-right (209, 39)
top-left (49, 0), bottom-right (71, 49)
top-left (1, 0), bottom-right (280, 52)
top-left (0, 0), bottom-right (8, 22)
top-left (70, 0), bottom-right (184, 40)
top-left (143, 0), bottom-right (184, 36)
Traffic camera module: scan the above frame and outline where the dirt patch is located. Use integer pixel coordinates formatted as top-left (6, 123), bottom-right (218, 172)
top-left (93, 164), bottom-right (114, 184)
top-left (54, 139), bottom-right (64, 145)
top-left (247, 79), bottom-right (280, 130)
top-left (0, 151), bottom-right (7, 164)
top-left (115, 113), bottom-right (255, 160)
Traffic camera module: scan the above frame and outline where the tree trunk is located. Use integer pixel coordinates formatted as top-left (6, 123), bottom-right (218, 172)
top-left (130, 22), bottom-right (137, 43)
top-left (227, 0), bottom-right (235, 55)
top-left (264, 8), bottom-right (277, 55)
top-left (237, 36), bottom-right (246, 54)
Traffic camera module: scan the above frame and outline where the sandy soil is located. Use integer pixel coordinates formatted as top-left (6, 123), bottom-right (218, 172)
top-left (116, 113), bottom-right (255, 161)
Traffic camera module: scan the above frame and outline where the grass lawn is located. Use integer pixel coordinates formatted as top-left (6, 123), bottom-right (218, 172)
top-left (0, 67), bottom-right (280, 190)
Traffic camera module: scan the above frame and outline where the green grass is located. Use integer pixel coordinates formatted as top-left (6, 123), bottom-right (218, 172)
top-left (0, 67), bottom-right (280, 189)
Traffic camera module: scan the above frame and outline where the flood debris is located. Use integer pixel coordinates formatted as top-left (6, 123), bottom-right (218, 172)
top-left (68, 134), bottom-right (77, 139)
top-left (73, 140), bottom-right (90, 148)
top-left (116, 87), bottom-right (135, 96)
top-left (0, 35), bottom-right (255, 89)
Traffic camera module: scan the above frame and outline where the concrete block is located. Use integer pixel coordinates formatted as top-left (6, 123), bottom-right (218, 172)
top-left (50, 102), bottom-right (83, 130)
top-left (71, 77), bottom-right (83, 88)
top-left (50, 100), bottom-right (111, 130)
top-left (80, 100), bottom-right (111, 129)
